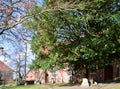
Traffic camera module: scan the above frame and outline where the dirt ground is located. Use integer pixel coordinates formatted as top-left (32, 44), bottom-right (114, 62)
top-left (46, 82), bottom-right (120, 89)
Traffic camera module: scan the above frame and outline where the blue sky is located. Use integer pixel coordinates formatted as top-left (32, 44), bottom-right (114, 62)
top-left (0, 0), bottom-right (43, 77)
top-left (0, 0), bottom-right (43, 67)
top-left (0, 27), bottom-right (35, 72)
top-left (0, 32), bottom-right (35, 79)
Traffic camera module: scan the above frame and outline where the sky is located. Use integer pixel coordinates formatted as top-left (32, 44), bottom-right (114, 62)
top-left (0, 25), bottom-right (35, 74)
top-left (0, 0), bottom-right (44, 65)
top-left (0, 35), bottom-right (35, 79)
top-left (0, 0), bottom-right (44, 78)
top-left (0, 37), bottom-right (35, 70)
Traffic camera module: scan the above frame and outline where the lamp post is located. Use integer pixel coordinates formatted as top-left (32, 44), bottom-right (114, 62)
top-left (0, 46), bottom-right (3, 81)
top-left (0, 46), bottom-right (4, 85)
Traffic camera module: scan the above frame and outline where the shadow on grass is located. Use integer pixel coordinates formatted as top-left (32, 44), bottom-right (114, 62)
top-left (99, 79), bottom-right (120, 84)
top-left (49, 79), bottom-right (120, 88)
top-left (0, 85), bottom-right (16, 89)
top-left (49, 82), bottom-right (81, 88)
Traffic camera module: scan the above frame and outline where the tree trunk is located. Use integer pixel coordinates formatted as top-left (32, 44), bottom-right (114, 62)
top-left (85, 68), bottom-right (89, 79)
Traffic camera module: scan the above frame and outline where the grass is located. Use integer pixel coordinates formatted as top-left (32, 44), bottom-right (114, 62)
top-left (1, 83), bottom-right (120, 89)
top-left (114, 86), bottom-right (120, 89)
top-left (0, 84), bottom-right (49, 89)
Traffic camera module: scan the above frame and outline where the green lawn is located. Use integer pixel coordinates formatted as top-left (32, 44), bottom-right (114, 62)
top-left (1, 83), bottom-right (120, 89)
top-left (0, 84), bottom-right (49, 89)
top-left (114, 86), bottom-right (120, 89)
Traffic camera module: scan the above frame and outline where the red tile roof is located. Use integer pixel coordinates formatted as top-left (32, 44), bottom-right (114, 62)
top-left (0, 60), bottom-right (12, 72)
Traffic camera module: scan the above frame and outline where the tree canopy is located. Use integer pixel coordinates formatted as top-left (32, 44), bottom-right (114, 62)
top-left (25, 0), bottom-right (120, 77)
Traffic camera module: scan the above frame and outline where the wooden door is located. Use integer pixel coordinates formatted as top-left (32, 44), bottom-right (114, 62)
top-left (104, 65), bottom-right (113, 81)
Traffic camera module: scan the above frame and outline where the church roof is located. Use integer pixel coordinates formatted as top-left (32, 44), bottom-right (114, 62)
top-left (0, 60), bottom-right (12, 72)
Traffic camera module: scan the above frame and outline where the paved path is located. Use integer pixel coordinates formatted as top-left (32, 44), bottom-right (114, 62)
top-left (46, 83), bottom-right (120, 89)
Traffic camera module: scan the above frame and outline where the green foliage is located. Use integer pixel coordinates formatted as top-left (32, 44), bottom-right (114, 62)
top-left (25, 0), bottom-right (120, 74)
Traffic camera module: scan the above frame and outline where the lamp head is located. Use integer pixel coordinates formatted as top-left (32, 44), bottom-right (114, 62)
top-left (0, 46), bottom-right (4, 49)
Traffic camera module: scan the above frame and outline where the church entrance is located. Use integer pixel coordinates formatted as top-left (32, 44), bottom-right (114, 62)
top-left (104, 65), bottom-right (113, 81)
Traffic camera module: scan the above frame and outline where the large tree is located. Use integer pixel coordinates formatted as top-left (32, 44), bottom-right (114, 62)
top-left (26, 0), bottom-right (120, 78)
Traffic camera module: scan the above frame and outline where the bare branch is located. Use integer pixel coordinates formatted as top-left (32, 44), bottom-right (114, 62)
top-left (0, 0), bottom-right (37, 35)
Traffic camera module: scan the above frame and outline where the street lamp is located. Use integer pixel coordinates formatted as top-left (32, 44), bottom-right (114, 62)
top-left (0, 46), bottom-right (4, 51)
top-left (0, 46), bottom-right (7, 62)
top-left (0, 46), bottom-right (4, 56)
top-left (0, 46), bottom-right (3, 49)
